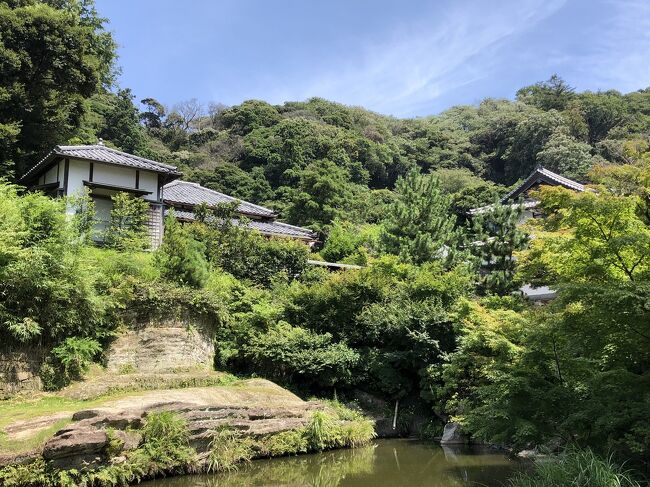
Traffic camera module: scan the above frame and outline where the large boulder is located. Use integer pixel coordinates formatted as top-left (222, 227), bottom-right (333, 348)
top-left (43, 427), bottom-right (108, 470)
top-left (440, 422), bottom-right (467, 445)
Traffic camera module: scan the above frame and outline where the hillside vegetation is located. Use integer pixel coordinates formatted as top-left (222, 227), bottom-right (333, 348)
top-left (1, 0), bottom-right (649, 484)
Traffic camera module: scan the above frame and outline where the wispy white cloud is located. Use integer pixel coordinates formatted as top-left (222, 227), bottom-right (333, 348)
top-left (267, 0), bottom-right (567, 116)
top-left (575, 0), bottom-right (650, 92)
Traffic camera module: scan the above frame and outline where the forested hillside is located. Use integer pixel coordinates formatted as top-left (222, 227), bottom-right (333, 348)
top-left (28, 80), bottom-right (650, 236)
top-left (3, 0), bottom-right (650, 237)
top-left (1, 2), bottom-right (650, 485)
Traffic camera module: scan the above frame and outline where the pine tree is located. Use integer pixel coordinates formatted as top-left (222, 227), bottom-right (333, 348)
top-left (381, 170), bottom-right (457, 264)
top-left (470, 199), bottom-right (529, 295)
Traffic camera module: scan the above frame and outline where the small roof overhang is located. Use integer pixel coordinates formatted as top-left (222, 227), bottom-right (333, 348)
top-left (29, 182), bottom-right (60, 192)
top-left (83, 180), bottom-right (152, 196)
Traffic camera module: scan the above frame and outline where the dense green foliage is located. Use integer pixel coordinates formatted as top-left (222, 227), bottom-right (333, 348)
top-left (103, 192), bottom-right (150, 251)
top-left (154, 213), bottom-right (209, 288)
top-left (468, 200), bottom-right (529, 294)
top-left (1, 2), bottom-right (650, 478)
top-left (0, 183), bottom-right (104, 344)
top-left (381, 170), bottom-right (458, 265)
top-left (0, 0), bottom-right (115, 177)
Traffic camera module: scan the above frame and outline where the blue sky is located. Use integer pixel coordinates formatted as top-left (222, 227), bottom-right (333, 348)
top-left (95, 0), bottom-right (650, 118)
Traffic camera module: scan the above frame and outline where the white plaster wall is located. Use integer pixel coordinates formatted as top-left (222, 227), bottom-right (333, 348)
top-left (93, 163), bottom-right (137, 188)
top-left (139, 170), bottom-right (158, 199)
top-left (67, 159), bottom-right (89, 196)
top-left (44, 163), bottom-right (60, 186)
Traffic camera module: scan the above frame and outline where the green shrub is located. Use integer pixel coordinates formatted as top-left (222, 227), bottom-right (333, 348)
top-left (242, 322), bottom-right (359, 390)
top-left (321, 220), bottom-right (380, 264)
top-left (0, 182), bottom-right (104, 345)
top-left (103, 192), bottom-right (150, 251)
top-left (132, 411), bottom-right (196, 476)
top-left (41, 337), bottom-right (102, 390)
top-left (340, 418), bottom-right (376, 448)
top-left (0, 458), bottom-right (49, 487)
top-left (509, 449), bottom-right (641, 487)
top-left (154, 213), bottom-right (209, 288)
top-left (52, 337), bottom-right (102, 379)
top-left (188, 207), bottom-right (309, 287)
top-left (304, 410), bottom-right (375, 452)
top-left (305, 411), bottom-right (344, 451)
top-left (111, 276), bottom-right (227, 329)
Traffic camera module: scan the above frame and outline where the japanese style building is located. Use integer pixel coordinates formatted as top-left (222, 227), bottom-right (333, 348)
top-left (470, 166), bottom-right (586, 221)
top-left (470, 166), bottom-right (587, 303)
top-left (20, 143), bottom-right (181, 247)
top-left (20, 144), bottom-right (316, 248)
top-left (163, 180), bottom-right (317, 244)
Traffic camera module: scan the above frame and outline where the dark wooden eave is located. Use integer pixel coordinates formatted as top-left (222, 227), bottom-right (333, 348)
top-left (83, 180), bottom-right (152, 196)
top-left (29, 182), bottom-right (60, 192)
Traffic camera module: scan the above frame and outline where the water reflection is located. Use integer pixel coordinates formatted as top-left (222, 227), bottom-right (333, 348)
top-left (143, 439), bottom-right (520, 487)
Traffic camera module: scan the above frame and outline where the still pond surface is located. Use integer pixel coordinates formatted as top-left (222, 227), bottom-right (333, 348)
top-left (143, 439), bottom-right (521, 487)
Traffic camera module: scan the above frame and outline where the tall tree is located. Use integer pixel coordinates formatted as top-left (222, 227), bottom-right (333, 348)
top-left (0, 0), bottom-right (116, 177)
top-left (536, 130), bottom-right (596, 181)
top-left (516, 74), bottom-right (576, 111)
top-left (283, 159), bottom-right (353, 233)
top-left (96, 89), bottom-right (146, 153)
top-left (381, 170), bottom-right (457, 264)
top-left (469, 200), bottom-right (528, 295)
top-left (577, 91), bottom-right (628, 144)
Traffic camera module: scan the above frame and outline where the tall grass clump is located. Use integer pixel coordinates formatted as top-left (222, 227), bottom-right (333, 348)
top-left (262, 429), bottom-right (309, 457)
top-left (304, 409), bottom-right (375, 452)
top-left (206, 428), bottom-right (255, 473)
top-left (509, 448), bottom-right (641, 487)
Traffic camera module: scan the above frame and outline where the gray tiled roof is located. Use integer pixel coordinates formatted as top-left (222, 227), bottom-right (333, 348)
top-left (168, 209), bottom-right (316, 240)
top-left (163, 180), bottom-right (276, 218)
top-left (21, 145), bottom-right (181, 180)
top-left (502, 166), bottom-right (585, 203)
top-left (468, 199), bottom-right (539, 215)
top-left (519, 284), bottom-right (557, 301)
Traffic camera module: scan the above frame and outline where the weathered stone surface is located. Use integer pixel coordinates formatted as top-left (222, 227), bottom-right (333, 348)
top-left (43, 428), bottom-right (108, 468)
top-left (0, 346), bottom-right (46, 397)
top-left (440, 422), bottom-right (467, 445)
top-left (106, 321), bottom-right (214, 373)
top-left (112, 430), bottom-right (142, 451)
top-left (72, 409), bottom-right (102, 421)
top-left (2, 380), bottom-right (343, 471)
top-left (79, 411), bottom-right (144, 430)
top-left (35, 400), bottom-right (329, 470)
top-left (0, 449), bottom-right (40, 468)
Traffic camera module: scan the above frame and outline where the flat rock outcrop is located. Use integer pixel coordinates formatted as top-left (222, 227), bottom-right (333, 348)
top-left (9, 380), bottom-right (328, 471)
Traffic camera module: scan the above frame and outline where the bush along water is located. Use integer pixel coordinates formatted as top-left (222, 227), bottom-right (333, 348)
top-left (0, 405), bottom-right (375, 487)
top-left (509, 448), bottom-right (644, 487)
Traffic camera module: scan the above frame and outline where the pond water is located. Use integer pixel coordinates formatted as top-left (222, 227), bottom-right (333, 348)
top-left (143, 439), bottom-right (522, 487)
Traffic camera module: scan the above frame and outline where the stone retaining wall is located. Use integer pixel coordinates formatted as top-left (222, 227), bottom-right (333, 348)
top-left (0, 346), bottom-right (45, 398)
top-left (106, 320), bottom-right (214, 373)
